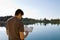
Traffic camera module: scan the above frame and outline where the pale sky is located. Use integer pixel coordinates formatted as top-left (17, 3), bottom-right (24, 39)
top-left (0, 0), bottom-right (60, 19)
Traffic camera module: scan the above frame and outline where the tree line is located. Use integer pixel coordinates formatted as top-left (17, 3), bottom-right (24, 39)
top-left (0, 16), bottom-right (60, 26)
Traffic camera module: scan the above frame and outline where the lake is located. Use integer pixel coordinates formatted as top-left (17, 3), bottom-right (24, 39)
top-left (0, 23), bottom-right (60, 40)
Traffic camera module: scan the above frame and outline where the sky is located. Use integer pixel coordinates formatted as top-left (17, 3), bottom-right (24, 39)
top-left (0, 0), bottom-right (60, 19)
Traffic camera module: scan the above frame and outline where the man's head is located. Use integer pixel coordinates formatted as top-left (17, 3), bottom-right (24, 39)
top-left (15, 9), bottom-right (24, 19)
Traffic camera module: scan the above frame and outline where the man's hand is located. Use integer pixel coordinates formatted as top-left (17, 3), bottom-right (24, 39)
top-left (19, 31), bottom-right (29, 40)
top-left (24, 31), bottom-right (29, 38)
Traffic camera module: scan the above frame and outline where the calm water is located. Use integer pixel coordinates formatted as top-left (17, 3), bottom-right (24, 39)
top-left (0, 23), bottom-right (60, 40)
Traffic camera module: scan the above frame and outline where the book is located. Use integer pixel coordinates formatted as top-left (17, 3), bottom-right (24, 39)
top-left (24, 25), bottom-right (33, 32)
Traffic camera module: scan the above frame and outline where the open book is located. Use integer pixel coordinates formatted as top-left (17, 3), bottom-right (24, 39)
top-left (24, 25), bottom-right (33, 32)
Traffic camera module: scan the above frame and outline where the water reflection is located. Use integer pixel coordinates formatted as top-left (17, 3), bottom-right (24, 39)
top-left (40, 23), bottom-right (60, 26)
top-left (26, 23), bottom-right (60, 40)
top-left (0, 27), bottom-right (8, 40)
top-left (0, 23), bottom-right (60, 40)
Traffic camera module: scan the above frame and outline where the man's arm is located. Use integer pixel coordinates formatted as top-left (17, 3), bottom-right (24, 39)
top-left (19, 31), bottom-right (29, 40)
top-left (19, 32), bottom-right (24, 40)
top-left (19, 22), bottom-right (29, 40)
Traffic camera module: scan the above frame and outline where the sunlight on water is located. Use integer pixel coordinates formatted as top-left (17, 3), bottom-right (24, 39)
top-left (0, 27), bottom-right (6, 31)
top-left (0, 27), bottom-right (8, 40)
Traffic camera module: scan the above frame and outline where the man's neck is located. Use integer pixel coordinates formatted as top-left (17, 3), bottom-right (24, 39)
top-left (15, 16), bottom-right (21, 20)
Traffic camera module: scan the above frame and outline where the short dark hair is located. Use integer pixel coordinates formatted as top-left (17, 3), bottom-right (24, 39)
top-left (15, 9), bottom-right (24, 16)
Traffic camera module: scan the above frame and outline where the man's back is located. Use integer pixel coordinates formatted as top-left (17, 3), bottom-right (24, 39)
top-left (6, 17), bottom-right (24, 40)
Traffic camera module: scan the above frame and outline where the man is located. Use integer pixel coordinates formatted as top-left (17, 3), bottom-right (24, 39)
top-left (6, 9), bottom-right (29, 40)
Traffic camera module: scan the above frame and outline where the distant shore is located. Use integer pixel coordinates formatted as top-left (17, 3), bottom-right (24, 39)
top-left (0, 16), bottom-right (60, 26)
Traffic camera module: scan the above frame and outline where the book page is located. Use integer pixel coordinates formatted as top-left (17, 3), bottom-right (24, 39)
top-left (24, 25), bottom-right (33, 32)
